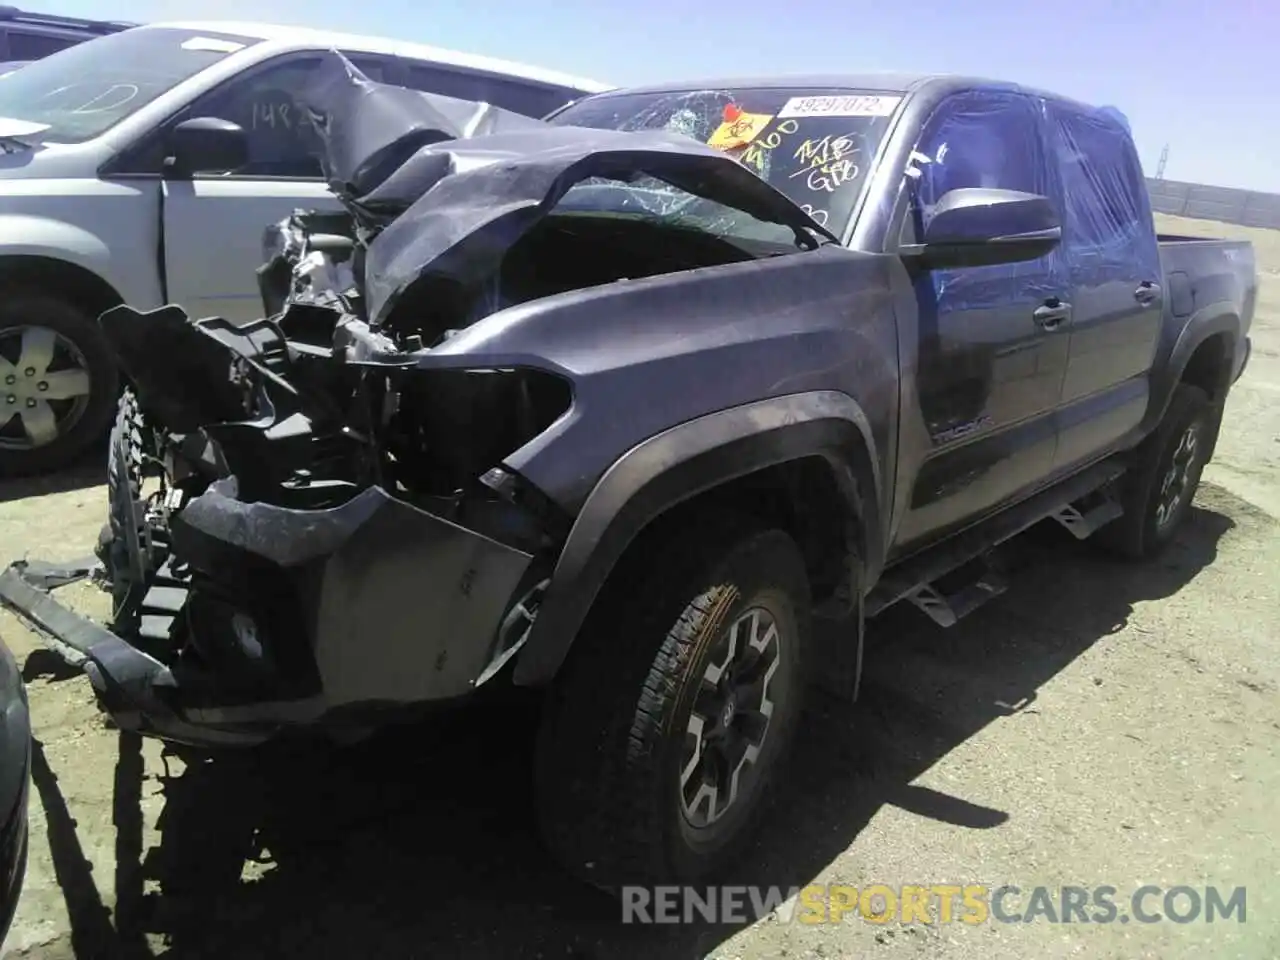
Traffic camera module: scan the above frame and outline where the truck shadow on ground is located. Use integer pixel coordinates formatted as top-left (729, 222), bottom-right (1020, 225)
top-left (28, 498), bottom-right (1237, 960)
top-left (0, 459), bottom-right (103, 505)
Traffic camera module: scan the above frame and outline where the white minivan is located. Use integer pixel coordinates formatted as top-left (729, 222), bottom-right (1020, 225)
top-left (0, 21), bottom-right (609, 475)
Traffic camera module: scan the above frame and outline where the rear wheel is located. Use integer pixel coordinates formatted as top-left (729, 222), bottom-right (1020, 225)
top-left (0, 292), bottom-right (118, 477)
top-left (534, 513), bottom-right (812, 891)
top-left (1096, 383), bottom-right (1212, 559)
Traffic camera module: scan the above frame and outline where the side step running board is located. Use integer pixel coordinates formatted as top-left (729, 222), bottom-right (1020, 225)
top-left (904, 561), bottom-right (1008, 628)
top-left (868, 459), bottom-right (1126, 621)
top-left (1050, 491), bottom-right (1124, 540)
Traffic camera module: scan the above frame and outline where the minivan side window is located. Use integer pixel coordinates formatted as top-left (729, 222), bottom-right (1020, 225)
top-left (181, 53), bottom-right (393, 178)
top-left (1043, 100), bottom-right (1159, 279)
top-left (402, 61), bottom-right (579, 118)
top-left (187, 57), bottom-right (326, 177)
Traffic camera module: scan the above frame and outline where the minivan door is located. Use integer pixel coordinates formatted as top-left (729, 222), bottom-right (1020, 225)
top-left (159, 53), bottom-right (392, 323)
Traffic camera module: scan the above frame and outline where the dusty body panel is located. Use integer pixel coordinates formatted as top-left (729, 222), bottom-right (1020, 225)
top-left (0, 59), bottom-right (1256, 751)
top-left (174, 479), bottom-right (535, 704)
top-left (354, 125), bottom-right (837, 325)
top-left (419, 245), bottom-right (903, 516)
top-left (0, 58), bottom-right (888, 745)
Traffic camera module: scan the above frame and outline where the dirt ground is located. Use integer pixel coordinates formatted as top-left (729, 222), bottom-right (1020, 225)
top-left (1, 212), bottom-right (1278, 959)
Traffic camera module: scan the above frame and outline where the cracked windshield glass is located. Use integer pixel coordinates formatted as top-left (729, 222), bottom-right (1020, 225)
top-left (550, 88), bottom-right (899, 239)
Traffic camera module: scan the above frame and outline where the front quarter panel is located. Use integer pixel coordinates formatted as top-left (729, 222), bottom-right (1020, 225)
top-left (413, 245), bottom-right (903, 687)
top-left (0, 179), bottom-right (162, 308)
top-left (424, 244), bottom-right (901, 516)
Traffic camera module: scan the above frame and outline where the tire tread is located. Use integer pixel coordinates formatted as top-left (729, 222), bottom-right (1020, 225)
top-left (535, 509), bottom-right (810, 891)
top-left (1095, 382), bottom-right (1211, 560)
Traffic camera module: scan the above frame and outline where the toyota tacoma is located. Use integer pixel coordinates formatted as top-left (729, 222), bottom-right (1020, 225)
top-left (0, 58), bottom-right (1256, 891)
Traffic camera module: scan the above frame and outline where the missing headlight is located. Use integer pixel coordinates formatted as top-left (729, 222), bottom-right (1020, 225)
top-left (385, 367), bottom-right (572, 498)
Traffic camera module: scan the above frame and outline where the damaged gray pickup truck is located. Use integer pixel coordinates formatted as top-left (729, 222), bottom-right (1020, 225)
top-left (0, 56), bottom-right (1257, 891)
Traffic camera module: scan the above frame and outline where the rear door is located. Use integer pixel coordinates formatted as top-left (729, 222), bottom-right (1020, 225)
top-left (890, 87), bottom-right (1071, 551)
top-left (1042, 101), bottom-right (1164, 468)
top-left (159, 52), bottom-right (395, 323)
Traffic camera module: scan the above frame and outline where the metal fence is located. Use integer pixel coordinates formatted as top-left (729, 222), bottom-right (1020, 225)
top-left (1146, 178), bottom-right (1280, 230)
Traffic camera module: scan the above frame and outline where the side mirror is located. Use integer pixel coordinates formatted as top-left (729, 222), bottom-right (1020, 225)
top-left (902, 188), bottom-right (1061, 269)
top-left (165, 117), bottom-right (249, 177)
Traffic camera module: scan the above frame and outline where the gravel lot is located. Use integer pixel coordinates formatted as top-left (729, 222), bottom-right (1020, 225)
top-left (1, 213), bottom-right (1277, 959)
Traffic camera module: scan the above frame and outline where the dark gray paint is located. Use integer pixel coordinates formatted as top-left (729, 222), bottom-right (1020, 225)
top-left (355, 127), bottom-right (837, 325)
top-left (417, 246), bottom-right (901, 517)
top-left (303, 51), bottom-right (547, 201)
top-left (513, 391), bottom-right (883, 686)
top-left (0, 68), bottom-right (1260, 744)
top-left (0, 636), bottom-right (28, 831)
top-left (0, 631), bottom-right (28, 945)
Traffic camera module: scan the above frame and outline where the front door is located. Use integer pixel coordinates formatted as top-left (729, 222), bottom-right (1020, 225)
top-left (891, 88), bottom-right (1072, 552)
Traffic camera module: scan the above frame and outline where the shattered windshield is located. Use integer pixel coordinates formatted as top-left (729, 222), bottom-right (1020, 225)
top-left (0, 27), bottom-right (260, 144)
top-left (549, 87), bottom-right (902, 238)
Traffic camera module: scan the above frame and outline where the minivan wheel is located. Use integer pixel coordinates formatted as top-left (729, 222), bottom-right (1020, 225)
top-left (534, 513), bottom-right (811, 892)
top-left (0, 293), bottom-right (118, 477)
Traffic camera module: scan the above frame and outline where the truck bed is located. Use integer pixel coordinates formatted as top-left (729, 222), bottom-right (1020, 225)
top-left (1158, 234), bottom-right (1257, 352)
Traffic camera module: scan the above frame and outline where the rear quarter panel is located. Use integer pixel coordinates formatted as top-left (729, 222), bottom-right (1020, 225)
top-left (1146, 236), bottom-right (1256, 432)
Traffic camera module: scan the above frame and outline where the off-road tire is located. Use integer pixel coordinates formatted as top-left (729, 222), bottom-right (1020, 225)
top-left (100, 389), bottom-right (151, 614)
top-left (1095, 383), bottom-right (1212, 560)
top-left (534, 512), bottom-right (812, 892)
top-left (0, 291), bottom-right (118, 477)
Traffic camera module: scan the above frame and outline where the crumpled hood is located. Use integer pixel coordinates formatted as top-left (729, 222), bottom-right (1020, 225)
top-left (300, 52), bottom-right (837, 328)
top-left (357, 126), bottom-right (841, 327)
top-left (302, 53), bottom-right (546, 204)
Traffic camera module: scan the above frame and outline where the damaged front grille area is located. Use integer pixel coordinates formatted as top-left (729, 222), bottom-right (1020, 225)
top-left (81, 277), bottom-right (574, 738)
top-left (1, 52), bottom-right (839, 745)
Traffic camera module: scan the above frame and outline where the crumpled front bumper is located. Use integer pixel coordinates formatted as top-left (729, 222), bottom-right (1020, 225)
top-left (0, 483), bottom-right (536, 749)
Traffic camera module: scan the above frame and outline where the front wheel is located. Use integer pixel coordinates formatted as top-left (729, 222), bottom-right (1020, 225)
top-left (534, 514), bottom-right (812, 891)
top-left (99, 388), bottom-right (158, 620)
top-left (0, 292), bottom-right (118, 477)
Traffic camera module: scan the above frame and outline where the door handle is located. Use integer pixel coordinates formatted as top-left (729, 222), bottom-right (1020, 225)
top-left (1033, 299), bottom-right (1071, 330)
top-left (1134, 280), bottom-right (1161, 306)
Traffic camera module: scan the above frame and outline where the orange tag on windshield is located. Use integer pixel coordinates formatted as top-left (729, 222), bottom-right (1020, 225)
top-left (707, 109), bottom-right (774, 151)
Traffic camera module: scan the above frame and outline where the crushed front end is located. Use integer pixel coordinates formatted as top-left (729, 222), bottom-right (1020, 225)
top-left (0, 296), bottom-right (571, 746)
top-left (0, 53), bottom-right (836, 746)
top-left (0, 57), bottom-right (582, 746)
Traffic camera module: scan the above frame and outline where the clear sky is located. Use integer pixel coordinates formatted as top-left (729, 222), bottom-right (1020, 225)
top-left (38, 0), bottom-right (1280, 192)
